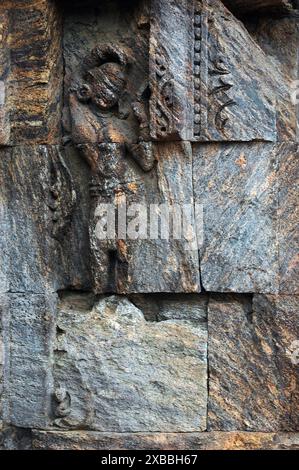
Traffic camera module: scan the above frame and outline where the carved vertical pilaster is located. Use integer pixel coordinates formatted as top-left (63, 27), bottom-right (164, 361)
top-left (150, 0), bottom-right (194, 141)
top-left (193, 0), bottom-right (208, 138)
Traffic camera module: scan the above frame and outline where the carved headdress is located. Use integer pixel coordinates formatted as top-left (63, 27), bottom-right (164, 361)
top-left (76, 44), bottom-right (128, 110)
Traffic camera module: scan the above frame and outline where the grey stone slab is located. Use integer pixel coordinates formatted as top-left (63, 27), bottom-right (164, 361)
top-left (277, 144), bottom-right (299, 294)
top-left (149, 0), bottom-right (280, 143)
top-left (195, 0), bottom-right (278, 142)
top-left (193, 142), bottom-right (278, 293)
top-left (89, 142), bottom-right (200, 294)
top-left (245, 16), bottom-right (299, 141)
top-left (208, 294), bottom-right (299, 431)
top-left (0, 293), bottom-right (57, 429)
top-left (0, 145), bottom-right (91, 293)
top-left (52, 294), bottom-right (207, 432)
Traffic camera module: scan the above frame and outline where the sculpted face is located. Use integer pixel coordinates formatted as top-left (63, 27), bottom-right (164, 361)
top-left (76, 50), bottom-right (127, 111)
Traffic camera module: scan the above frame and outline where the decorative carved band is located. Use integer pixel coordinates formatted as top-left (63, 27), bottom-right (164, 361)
top-left (150, 46), bottom-right (175, 140)
top-left (193, 0), bottom-right (236, 138)
top-left (193, 0), bottom-right (208, 138)
top-left (209, 53), bottom-right (236, 132)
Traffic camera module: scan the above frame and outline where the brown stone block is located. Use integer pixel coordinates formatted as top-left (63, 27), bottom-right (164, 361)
top-left (31, 430), bottom-right (299, 450)
top-left (0, 0), bottom-right (63, 144)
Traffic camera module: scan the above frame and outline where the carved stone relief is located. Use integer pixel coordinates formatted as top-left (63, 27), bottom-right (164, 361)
top-left (0, 0), bottom-right (298, 450)
top-left (59, 0), bottom-right (296, 294)
top-left (63, 0), bottom-right (150, 146)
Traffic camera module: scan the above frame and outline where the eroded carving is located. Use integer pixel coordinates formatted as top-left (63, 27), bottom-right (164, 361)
top-left (193, 0), bottom-right (236, 138)
top-left (209, 52), bottom-right (236, 132)
top-left (130, 84), bottom-right (155, 172)
top-left (150, 46), bottom-right (175, 140)
top-left (193, 4), bottom-right (203, 137)
top-left (53, 385), bottom-right (71, 422)
top-left (126, 142), bottom-right (155, 173)
top-left (69, 44), bottom-right (154, 173)
top-left (77, 45), bottom-right (128, 111)
top-left (68, 44), bottom-right (129, 146)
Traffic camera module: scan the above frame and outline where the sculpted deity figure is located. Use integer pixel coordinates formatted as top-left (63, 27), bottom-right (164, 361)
top-left (68, 43), bottom-right (154, 173)
top-left (67, 44), bottom-right (155, 292)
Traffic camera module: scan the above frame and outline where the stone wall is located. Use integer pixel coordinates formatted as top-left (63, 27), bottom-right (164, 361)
top-left (0, 0), bottom-right (298, 450)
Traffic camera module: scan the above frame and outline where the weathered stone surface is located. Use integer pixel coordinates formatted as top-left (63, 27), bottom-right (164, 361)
top-left (247, 16), bottom-right (299, 84)
top-left (193, 143), bottom-right (278, 293)
top-left (0, 308), bottom-right (3, 425)
top-left (149, 0), bottom-right (193, 141)
top-left (0, 425), bottom-right (32, 450)
top-left (62, 0), bottom-right (295, 145)
top-left (63, 0), bottom-right (150, 145)
top-left (31, 430), bottom-right (299, 450)
top-left (0, 293), bottom-right (57, 429)
top-left (52, 294), bottom-right (207, 432)
top-left (129, 293), bottom-right (208, 323)
top-left (208, 294), bottom-right (299, 431)
top-left (246, 16), bottom-right (299, 142)
top-left (223, 0), bottom-right (296, 15)
top-left (0, 145), bottom-right (91, 293)
top-left (194, 143), bottom-right (298, 294)
top-left (88, 142), bottom-right (200, 294)
top-left (0, 199), bottom-right (9, 294)
top-left (0, 11), bottom-right (10, 145)
top-left (149, 0), bottom-right (288, 143)
top-left (0, 0), bottom-right (298, 450)
top-left (278, 144), bottom-right (299, 293)
top-left (191, 0), bottom-right (278, 142)
top-left (0, 0), bottom-right (63, 144)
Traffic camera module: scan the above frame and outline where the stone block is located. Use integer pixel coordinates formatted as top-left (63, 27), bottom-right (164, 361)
top-left (0, 0), bottom-right (63, 144)
top-left (0, 293), bottom-right (57, 428)
top-left (193, 143), bottom-right (278, 293)
top-left (0, 145), bottom-right (91, 293)
top-left (89, 142), bottom-right (200, 293)
top-left (31, 430), bottom-right (299, 450)
top-left (278, 144), bottom-right (299, 293)
top-left (208, 294), bottom-right (299, 431)
top-left (52, 294), bottom-right (207, 432)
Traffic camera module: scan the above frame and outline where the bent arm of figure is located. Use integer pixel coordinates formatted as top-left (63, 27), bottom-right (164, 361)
top-left (69, 93), bottom-right (101, 145)
top-left (76, 143), bottom-right (100, 174)
top-left (126, 142), bottom-right (155, 173)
